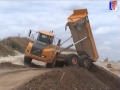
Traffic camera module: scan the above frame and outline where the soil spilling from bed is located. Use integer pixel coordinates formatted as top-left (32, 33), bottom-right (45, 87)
top-left (16, 64), bottom-right (120, 90)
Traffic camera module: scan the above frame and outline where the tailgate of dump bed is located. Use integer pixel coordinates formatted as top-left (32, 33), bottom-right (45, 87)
top-left (67, 9), bottom-right (98, 61)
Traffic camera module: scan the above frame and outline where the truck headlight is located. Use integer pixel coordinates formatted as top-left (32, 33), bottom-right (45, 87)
top-left (41, 55), bottom-right (46, 58)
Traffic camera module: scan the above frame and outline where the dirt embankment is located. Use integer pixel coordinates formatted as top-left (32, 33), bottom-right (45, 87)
top-left (0, 37), bottom-right (31, 57)
top-left (16, 65), bottom-right (120, 90)
top-left (89, 64), bottom-right (120, 90)
top-left (0, 43), bottom-right (15, 56)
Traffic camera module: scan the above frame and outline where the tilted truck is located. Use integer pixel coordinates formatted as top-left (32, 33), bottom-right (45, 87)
top-left (24, 9), bottom-right (98, 69)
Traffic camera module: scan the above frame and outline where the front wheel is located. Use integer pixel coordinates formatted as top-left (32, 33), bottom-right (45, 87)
top-left (24, 56), bottom-right (32, 65)
top-left (46, 59), bottom-right (56, 68)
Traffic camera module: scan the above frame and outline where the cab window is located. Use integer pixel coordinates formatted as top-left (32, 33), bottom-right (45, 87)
top-left (37, 34), bottom-right (53, 44)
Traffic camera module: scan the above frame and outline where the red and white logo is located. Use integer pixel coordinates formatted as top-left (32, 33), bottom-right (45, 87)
top-left (109, 0), bottom-right (117, 11)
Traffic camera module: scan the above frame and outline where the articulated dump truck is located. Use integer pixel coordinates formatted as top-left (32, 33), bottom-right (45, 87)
top-left (24, 9), bottom-right (98, 69)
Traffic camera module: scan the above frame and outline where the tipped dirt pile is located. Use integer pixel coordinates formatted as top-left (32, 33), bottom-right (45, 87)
top-left (0, 43), bottom-right (15, 56)
top-left (0, 37), bottom-right (31, 53)
top-left (16, 65), bottom-right (120, 90)
top-left (89, 64), bottom-right (120, 90)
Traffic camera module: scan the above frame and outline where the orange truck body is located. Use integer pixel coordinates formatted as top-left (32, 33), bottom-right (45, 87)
top-left (25, 31), bottom-right (59, 63)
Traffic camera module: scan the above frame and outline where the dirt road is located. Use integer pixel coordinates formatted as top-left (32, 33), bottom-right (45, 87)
top-left (0, 63), bottom-right (50, 90)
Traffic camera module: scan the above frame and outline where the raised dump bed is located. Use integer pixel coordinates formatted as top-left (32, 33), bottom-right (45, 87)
top-left (67, 9), bottom-right (98, 61)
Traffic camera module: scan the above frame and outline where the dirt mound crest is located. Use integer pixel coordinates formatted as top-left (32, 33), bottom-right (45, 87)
top-left (16, 66), bottom-right (120, 90)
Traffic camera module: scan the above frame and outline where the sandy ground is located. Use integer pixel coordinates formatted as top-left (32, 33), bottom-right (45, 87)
top-left (95, 61), bottom-right (120, 77)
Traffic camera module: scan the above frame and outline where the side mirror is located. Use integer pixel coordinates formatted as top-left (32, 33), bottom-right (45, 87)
top-left (57, 39), bottom-right (61, 46)
top-left (28, 30), bottom-right (32, 37)
top-left (65, 22), bottom-right (68, 31)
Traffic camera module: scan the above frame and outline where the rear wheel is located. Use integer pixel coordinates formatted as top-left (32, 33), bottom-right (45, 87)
top-left (65, 54), bottom-right (79, 66)
top-left (79, 55), bottom-right (92, 69)
top-left (24, 56), bottom-right (32, 65)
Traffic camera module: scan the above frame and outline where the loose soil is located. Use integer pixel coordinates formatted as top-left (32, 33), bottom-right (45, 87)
top-left (0, 62), bottom-right (120, 90)
top-left (16, 65), bottom-right (120, 90)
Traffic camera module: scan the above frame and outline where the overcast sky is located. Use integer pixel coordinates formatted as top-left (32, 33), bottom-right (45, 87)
top-left (0, 1), bottom-right (120, 61)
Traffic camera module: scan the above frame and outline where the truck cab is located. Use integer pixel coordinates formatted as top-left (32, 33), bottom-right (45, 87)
top-left (24, 31), bottom-right (60, 65)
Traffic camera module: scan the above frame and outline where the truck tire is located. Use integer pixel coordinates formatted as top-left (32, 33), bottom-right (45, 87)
top-left (46, 59), bottom-right (56, 68)
top-left (65, 54), bottom-right (79, 66)
top-left (79, 55), bottom-right (92, 69)
top-left (55, 61), bottom-right (64, 67)
top-left (24, 56), bottom-right (32, 65)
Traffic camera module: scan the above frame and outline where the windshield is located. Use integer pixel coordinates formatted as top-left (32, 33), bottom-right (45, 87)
top-left (37, 33), bottom-right (53, 44)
